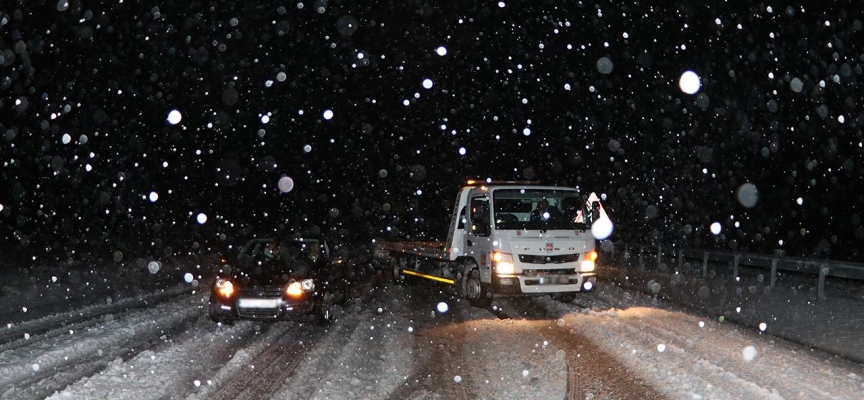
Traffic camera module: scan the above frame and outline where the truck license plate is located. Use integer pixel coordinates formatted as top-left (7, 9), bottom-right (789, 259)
top-left (539, 276), bottom-right (569, 285)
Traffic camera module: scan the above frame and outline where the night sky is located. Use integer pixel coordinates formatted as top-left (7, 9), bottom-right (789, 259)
top-left (1, 1), bottom-right (862, 264)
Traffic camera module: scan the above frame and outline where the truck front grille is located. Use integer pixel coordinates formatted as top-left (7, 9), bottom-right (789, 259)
top-left (518, 253), bottom-right (580, 264)
top-left (522, 268), bottom-right (575, 276)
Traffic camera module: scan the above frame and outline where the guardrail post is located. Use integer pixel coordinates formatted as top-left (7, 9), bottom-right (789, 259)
top-left (657, 244), bottom-right (662, 269)
top-left (733, 254), bottom-right (740, 280)
top-left (818, 264), bottom-right (828, 301)
top-left (770, 259), bottom-right (778, 288)
top-left (677, 249), bottom-right (683, 269)
top-left (702, 252), bottom-right (708, 277)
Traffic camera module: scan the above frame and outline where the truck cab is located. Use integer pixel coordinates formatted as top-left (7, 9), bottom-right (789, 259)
top-left (443, 182), bottom-right (599, 304)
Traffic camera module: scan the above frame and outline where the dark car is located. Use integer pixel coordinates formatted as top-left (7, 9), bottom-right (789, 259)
top-left (208, 237), bottom-right (346, 325)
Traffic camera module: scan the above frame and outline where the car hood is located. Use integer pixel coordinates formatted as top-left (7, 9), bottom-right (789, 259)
top-left (225, 260), bottom-right (316, 286)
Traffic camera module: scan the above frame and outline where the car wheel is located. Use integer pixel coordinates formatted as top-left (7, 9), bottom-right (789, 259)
top-left (211, 316), bottom-right (235, 326)
top-left (315, 300), bottom-right (334, 326)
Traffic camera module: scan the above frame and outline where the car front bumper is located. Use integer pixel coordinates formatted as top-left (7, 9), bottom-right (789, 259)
top-left (209, 295), bottom-right (317, 321)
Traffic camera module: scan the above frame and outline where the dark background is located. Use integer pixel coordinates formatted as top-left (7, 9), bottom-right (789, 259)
top-left (1, 1), bottom-right (862, 264)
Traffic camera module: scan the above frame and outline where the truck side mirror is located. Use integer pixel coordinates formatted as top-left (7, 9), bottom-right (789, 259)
top-left (590, 201), bottom-right (601, 223)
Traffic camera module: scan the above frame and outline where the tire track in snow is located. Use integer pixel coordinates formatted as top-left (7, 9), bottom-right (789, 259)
top-left (551, 301), bottom-right (786, 398)
top-left (208, 323), bottom-right (323, 400)
top-left (495, 296), bottom-right (663, 400)
top-left (535, 288), bottom-right (864, 400)
top-left (276, 283), bottom-right (415, 399)
top-left (387, 284), bottom-right (480, 400)
top-left (382, 283), bottom-right (570, 400)
top-left (271, 309), bottom-right (366, 399)
top-left (273, 284), bottom-right (411, 399)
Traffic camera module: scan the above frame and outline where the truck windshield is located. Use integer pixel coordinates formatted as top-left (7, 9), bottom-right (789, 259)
top-left (491, 189), bottom-right (588, 231)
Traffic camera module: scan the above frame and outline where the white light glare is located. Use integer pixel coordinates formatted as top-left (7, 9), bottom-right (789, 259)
top-left (167, 109), bottom-right (182, 125)
top-left (679, 71), bottom-right (701, 94)
top-left (710, 222), bottom-right (721, 235)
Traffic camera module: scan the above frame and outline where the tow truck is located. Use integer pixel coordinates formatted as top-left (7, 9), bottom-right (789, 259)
top-left (374, 180), bottom-right (610, 306)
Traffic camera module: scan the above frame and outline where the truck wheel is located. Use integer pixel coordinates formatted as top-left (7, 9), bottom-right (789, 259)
top-left (462, 269), bottom-right (492, 307)
top-left (391, 258), bottom-right (407, 285)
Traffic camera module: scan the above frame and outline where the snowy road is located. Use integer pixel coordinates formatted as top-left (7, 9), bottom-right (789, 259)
top-left (2, 271), bottom-right (864, 399)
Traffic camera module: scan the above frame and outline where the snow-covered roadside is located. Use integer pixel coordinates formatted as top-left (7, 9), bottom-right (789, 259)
top-left (47, 316), bottom-right (288, 400)
top-left (599, 258), bottom-right (864, 363)
top-left (1, 285), bottom-right (188, 347)
top-left (0, 293), bottom-right (206, 399)
top-left (537, 285), bottom-right (864, 399)
top-left (0, 255), bottom-right (216, 326)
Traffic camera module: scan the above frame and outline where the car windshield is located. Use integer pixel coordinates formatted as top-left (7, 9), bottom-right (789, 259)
top-left (493, 189), bottom-right (588, 230)
top-left (232, 239), bottom-right (322, 275)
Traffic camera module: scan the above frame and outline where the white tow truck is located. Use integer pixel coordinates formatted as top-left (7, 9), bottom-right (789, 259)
top-left (374, 180), bottom-right (609, 306)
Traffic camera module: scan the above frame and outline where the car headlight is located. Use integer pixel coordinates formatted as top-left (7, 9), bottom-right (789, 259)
top-left (286, 279), bottom-right (316, 297)
top-left (492, 251), bottom-right (515, 275)
top-left (286, 281), bottom-right (303, 297)
top-left (215, 279), bottom-right (234, 297)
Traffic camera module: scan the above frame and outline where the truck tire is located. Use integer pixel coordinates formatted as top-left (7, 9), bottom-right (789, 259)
top-left (462, 268), bottom-right (492, 307)
top-left (391, 258), bottom-right (407, 285)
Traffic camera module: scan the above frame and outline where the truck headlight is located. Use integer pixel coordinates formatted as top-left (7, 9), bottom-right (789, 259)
top-left (578, 250), bottom-right (597, 272)
top-left (492, 251), bottom-right (516, 275)
top-left (215, 279), bottom-right (234, 298)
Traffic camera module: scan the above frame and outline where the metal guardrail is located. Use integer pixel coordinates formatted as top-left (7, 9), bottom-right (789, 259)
top-left (602, 242), bottom-right (864, 300)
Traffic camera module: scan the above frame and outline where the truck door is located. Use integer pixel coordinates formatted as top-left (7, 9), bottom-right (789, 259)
top-left (466, 196), bottom-right (491, 272)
